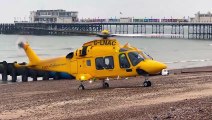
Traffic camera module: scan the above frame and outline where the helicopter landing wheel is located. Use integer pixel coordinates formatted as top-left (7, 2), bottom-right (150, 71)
top-left (78, 84), bottom-right (85, 90)
top-left (143, 81), bottom-right (151, 87)
top-left (103, 82), bottom-right (109, 88)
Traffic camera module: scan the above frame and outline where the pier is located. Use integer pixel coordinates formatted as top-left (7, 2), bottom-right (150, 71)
top-left (1, 22), bottom-right (212, 39)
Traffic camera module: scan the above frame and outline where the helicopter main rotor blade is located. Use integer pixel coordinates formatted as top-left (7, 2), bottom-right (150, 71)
top-left (23, 27), bottom-right (182, 38)
top-left (112, 34), bottom-right (183, 37)
top-left (23, 27), bottom-right (98, 36)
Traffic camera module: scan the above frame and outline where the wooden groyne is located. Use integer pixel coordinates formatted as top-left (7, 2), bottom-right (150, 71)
top-left (0, 61), bottom-right (74, 82)
top-left (1, 61), bottom-right (212, 82)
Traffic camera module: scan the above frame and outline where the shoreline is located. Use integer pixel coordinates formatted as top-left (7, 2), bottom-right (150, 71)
top-left (168, 65), bottom-right (212, 74)
top-left (0, 70), bottom-right (211, 119)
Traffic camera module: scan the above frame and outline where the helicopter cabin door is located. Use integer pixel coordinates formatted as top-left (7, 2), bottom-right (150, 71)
top-left (95, 56), bottom-right (115, 78)
top-left (118, 53), bottom-right (134, 77)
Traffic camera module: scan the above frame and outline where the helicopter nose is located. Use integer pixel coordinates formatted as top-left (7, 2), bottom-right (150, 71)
top-left (138, 59), bottom-right (167, 74)
top-left (154, 61), bottom-right (167, 73)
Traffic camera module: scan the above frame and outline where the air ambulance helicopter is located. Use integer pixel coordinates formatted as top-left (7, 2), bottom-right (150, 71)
top-left (15, 30), bottom-right (167, 90)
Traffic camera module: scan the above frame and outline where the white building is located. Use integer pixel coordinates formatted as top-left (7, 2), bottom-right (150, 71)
top-left (120, 17), bottom-right (133, 23)
top-left (30, 9), bottom-right (78, 23)
top-left (191, 12), bottom-right (212, 23)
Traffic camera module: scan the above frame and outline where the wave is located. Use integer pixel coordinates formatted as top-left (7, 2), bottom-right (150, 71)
top-left (0, 49), bottom-right (16, 51)
top-left (7, 53), bottom-right (50, 58)
top-left (165, 59), bottom-right (212, 64)
top-left (58, 47), bottom-right (73, 50)
top-left (32, 47), bottom-right (73, 51)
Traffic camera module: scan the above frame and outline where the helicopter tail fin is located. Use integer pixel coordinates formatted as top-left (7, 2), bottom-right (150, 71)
top-left (18, 42), bottom-right (40, 65)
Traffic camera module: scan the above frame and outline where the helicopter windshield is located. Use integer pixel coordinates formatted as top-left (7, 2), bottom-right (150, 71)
top-left (128, 52), bottom-right (144, 66)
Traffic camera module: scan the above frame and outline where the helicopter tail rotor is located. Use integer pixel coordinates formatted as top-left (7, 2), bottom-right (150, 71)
top-left (16, 36), bottom-right (28, 49)
top-left (16, 40), bottom-right (40, 65)
top-left (18, 42), bottom-right (25, 49)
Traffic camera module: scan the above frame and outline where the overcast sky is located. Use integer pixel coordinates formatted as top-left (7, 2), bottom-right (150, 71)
top-left (0, 0), bottom-right (212, 23)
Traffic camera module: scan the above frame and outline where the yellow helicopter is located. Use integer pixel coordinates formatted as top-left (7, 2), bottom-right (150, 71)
top-left (15, 30), bottom-right (167, 90)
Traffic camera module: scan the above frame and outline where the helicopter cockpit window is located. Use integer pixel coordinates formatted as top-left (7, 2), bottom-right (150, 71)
top-left (95, 57), bottom-right (105, 70)
top-left (104, 56), bottom-right (114, 69)
top-left (128, 52), bottom-right (144, 66)
top-left (119, 53), bottom-right (130, 68)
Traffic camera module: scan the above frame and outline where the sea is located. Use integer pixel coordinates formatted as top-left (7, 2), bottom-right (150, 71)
top-left (0, 34), bottom-right (212, 69)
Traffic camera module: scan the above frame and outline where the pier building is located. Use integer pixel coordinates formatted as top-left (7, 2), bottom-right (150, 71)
top-left (30, 9), bottom-right (78, 23)
top-left (191, 12), bottom-right (212, 23)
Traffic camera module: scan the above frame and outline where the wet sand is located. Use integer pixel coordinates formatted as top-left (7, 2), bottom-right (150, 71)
top-left (0, 67), bottom-right (212, 120)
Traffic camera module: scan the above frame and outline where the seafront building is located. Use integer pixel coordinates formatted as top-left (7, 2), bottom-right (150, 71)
top-left (29, 9), bottom-right (78, 23)
top-left (190, 12), bottom-right (212, 22)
